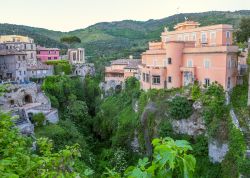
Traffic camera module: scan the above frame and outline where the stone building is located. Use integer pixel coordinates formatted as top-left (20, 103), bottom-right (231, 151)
top-left (105, 59), bottom-right (141, 83)
top-left (27, 61), bottom-right (53, 80)
top-left (67, 48), bottom-right (85, 64)
top-left (0, 36), bottom-right (54, 83)
top-left (103, 58), bottom-right (141, 92)
top-left (0, 35), bottom-right (37, 65)
top-left (0, 49), bottom-right (28, 83)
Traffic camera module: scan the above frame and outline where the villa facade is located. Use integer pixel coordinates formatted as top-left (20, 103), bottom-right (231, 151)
top-left (139, 21), bottom-right (238, 90)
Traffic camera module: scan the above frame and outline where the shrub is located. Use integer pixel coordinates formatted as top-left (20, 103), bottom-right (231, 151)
top-left (33, 113), bottom-right (46, 127)
top-left (191, 81), bottom-right (201, 100)
top-left (168, 96), bottom-right (193, 120)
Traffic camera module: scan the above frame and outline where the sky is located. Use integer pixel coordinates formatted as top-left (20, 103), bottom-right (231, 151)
top-left (0, 0), bottom-right (249, 32)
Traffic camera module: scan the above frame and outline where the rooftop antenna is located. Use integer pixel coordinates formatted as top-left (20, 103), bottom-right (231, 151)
top-left (184, 17), bottom-right (188, 21)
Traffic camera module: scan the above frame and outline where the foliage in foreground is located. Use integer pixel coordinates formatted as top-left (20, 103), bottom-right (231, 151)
top-left (0, 111), bottom-right (86, 177)
top-left (0, 110), bottom-right (196, 177)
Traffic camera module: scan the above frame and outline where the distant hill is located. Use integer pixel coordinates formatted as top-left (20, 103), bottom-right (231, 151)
top-left (1, 10), bottom-right (250, 62)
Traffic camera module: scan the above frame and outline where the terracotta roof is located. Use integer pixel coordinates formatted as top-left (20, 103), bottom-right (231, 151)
top-left (124, 60), bottom-right (141, 69)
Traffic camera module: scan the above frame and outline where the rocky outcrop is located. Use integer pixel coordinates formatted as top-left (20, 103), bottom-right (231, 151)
top-left (172, 101), bottom-right (205, 136)
top-left (131, 131), bottom-right (140, 153)
top-left (100, 80), bottom-right (124, 96)
top-left (140, 102), bottom-right (157, 156)
top-left (209, 139), bottom-right (229, 163)
top-left (171, 112), bottom-right (206, 136)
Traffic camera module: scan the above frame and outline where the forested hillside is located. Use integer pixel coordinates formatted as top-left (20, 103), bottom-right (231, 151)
top-left (1, 10), bottom-right (250, 61)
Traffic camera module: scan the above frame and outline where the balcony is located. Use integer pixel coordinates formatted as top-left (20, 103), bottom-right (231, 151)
top-left (180, 66), bottom-right (195, 73)
top-left (184, 45), bottom-right (238, 54)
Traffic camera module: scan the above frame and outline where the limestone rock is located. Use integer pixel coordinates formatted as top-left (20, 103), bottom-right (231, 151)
top-left (209, 139), bottom-right (229, 163)
top-left (171, 112), bottom-right (206, 136)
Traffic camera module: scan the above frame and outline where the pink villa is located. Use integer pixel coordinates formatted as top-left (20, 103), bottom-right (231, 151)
top-left (37, 46), bottom-right (60, 62)
top-left (140, 21), bottom-right (239, 91)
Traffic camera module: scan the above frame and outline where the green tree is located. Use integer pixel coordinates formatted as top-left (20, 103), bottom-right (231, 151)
top-left (60, 36), bottom-right (81, 44)
top-left (0, 111), bottom-right (89, 177)
top-left (236, 17), bottom-right (250, 43)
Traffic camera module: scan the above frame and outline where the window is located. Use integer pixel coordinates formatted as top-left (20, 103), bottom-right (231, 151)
top-left (146, 74), bottom-right (150, 83)
top-left (22, 56), bottom-right (25, 60)
top-left (152, 75), bottom-right (160, 85)
top-left (43, 70), bottom-right (47, 74)
top-left (227, 77), bottom-right (231, 89)
top-left (37, 70), bottom-right (41, 74)
top-left (48, 57), bottom-right (51, 60)
top-left (204, 59), bottom-right (211, 69)
top-left (23, 71), bottom-right (26, 75)
top-left (168, 58), bottom-right (172, 64)
top-left (31, 53), bottom-right (33, 58)
top-left (201, 32), bottom-right (207, 43)
top-left (143, 73), bottom-right (146, 81)
top-left (177, 35), bottom-right (183, 41)
top-left (168, 76), bottom-right (172, 83)
top-left (187, 60), bottom-right (193, 67)
top-left (54, 57), bottom-right (57, 59)
top-left (191, 33), bottom-right (196, 41)
top-left (19, 71), bottom-right (21, 75)
top-left (226, 31), bottom-right (230, 38)
top-left (184, 34), bottom-right (189, 41)
top-left (228, 57), bottom-right (232, 68)
top-left (153, 59), bottom-right (157, 66)
top-left (164, 59), bottom-right (168, 66)
top-left (73, 53), bottom-right (77, 61)
top-left (210, 31), bottom-right (216, 45)
top-left (204, 78), bottom-right (210, 87)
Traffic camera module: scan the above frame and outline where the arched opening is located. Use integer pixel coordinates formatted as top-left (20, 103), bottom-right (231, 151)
top-left (28, 112), bottom-right (34, 123)
top-left (9, 100), bottom-right (14, 105)
top-left (24, 94), bottom-right (32, 104)
top-left (115, 84), bottom-right (122, 93)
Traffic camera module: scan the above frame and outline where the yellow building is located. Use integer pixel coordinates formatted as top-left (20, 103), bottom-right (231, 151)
top-left (0, 35), bottom-right (34, 43)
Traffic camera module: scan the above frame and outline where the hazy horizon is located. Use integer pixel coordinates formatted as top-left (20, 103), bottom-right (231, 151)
top-left (0, 0), bottom-right (249, 32)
